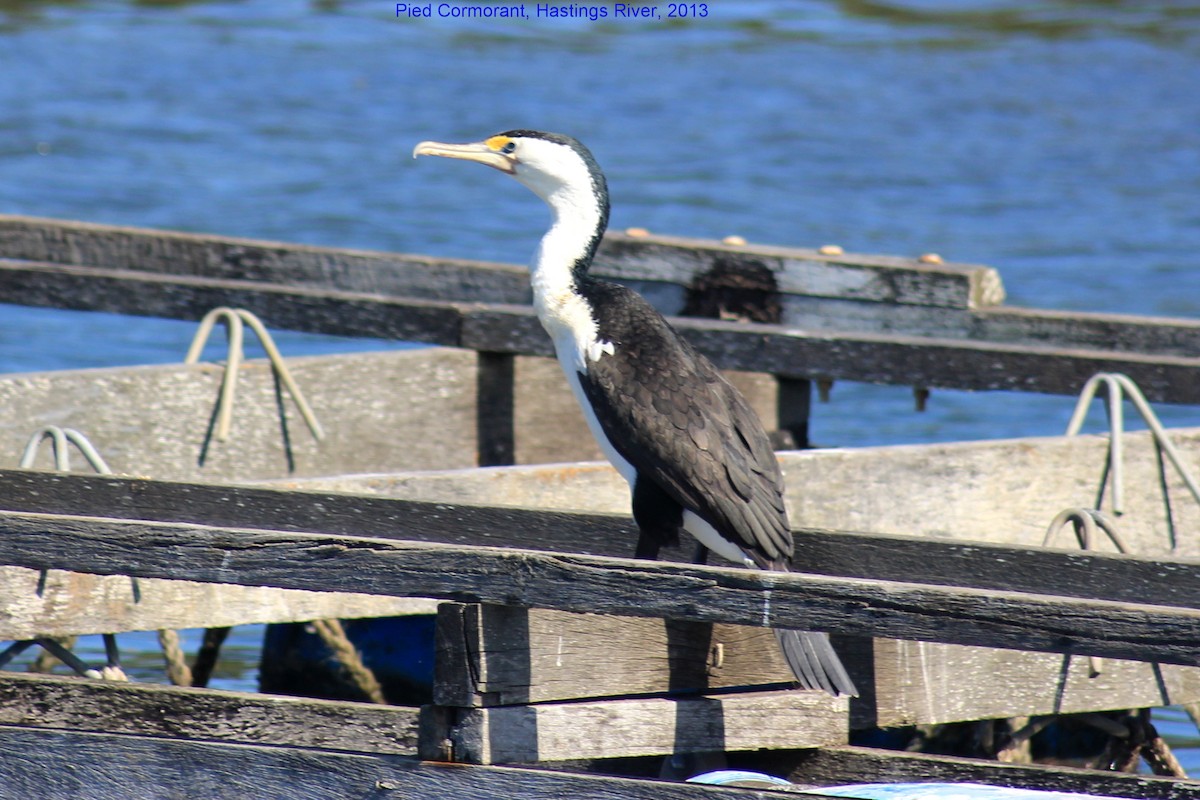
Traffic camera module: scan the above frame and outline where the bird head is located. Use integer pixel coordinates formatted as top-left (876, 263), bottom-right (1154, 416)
top-left (413, 130), bottom-right (608, 216)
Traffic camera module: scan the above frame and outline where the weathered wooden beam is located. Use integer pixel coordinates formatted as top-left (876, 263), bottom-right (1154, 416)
top-left (0, 672), bottom-right (418, 754)
top-left (2, 469), bottom-right (1200, 609)
top-left (433, 603), bottom-right (796, 707)
top-left (0, 213), bottom-right (998, 309)
top-left (592, 231), bottom-right (1004, 309)
top-left (292, 424), bottom-right (1200, 560)
top-left (0, 565), bottom-right (434, 639)
top-left (0, 726), bottom-right (816, 800)
top-left (781, 745), bottom-right (1199, 800)
top-left (0, 213), bottom-right (532, 302)
top-left (0, 509), bottom-right (1197, 666)
top-left (432, 604), bottom-right (1200, 728)
top-left (422, 689), bottom-right (846, 765)
top-left (848, 637), bottom-right (1200, 729)
top-left (6, 213), bottom-right (1200, 357)
top-left (4, 259), bottom-right (1200, 403)
top-left (0, 348), bottom-right (489, 482)
top-left (0, 469), bottom-right (635, 555)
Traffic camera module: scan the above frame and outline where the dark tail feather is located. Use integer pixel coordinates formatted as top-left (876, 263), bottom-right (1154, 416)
top-left (774, 628), bottom-right (858, 697)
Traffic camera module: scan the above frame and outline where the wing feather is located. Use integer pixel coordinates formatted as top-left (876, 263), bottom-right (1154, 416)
top-left (576, 281), bottom-right (793, 566)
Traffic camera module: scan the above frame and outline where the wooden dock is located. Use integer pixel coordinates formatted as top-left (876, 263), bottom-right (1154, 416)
top-left (1, 215), bottom-right (1199, 798)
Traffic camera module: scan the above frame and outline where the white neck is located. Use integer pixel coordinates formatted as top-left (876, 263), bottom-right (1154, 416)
top-left (527, 184), bottom-right (610, 370)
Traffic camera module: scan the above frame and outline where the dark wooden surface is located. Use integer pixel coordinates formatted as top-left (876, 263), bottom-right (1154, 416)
top-left (3, 259), bottom-right (1200, 402)
top-left (0, 508), bottom-right (1198, 666)
top-left (6, 214), bottom-right (1200, 379)
top-left (782, 745), bottom-right (1200, 800)
top-left (0, 672), bottom-right (418, 755)
top-left (0, 213), bottom-right (533, 302)
top-left (0, 213), bottom-right (997, 309)
top-left (0, 726), bottom-right (822, 800)
top-left (2, 469), bottom-right (1199, 608)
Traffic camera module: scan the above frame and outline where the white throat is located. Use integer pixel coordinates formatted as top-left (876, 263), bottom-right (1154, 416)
top-left (527, 184), bottom-right (612, 371)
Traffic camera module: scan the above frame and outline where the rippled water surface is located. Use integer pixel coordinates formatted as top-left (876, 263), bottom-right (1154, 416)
top-left (2, 0), bottom-right (1199, 773)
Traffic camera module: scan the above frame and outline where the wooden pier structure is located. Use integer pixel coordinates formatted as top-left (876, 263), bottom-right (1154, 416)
top-left (1, 215), bottom-right (1199, 797)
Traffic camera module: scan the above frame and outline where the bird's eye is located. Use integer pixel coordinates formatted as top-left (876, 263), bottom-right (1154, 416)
top-left (501, 142), bottom-right (517, 154)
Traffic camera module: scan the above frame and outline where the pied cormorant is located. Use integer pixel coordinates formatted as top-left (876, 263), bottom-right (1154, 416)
top-left (413, 130), bottom-right (857, 697)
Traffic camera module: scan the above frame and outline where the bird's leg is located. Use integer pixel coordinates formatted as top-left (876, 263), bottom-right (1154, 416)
top-left (631, 478), bottom-right (682, 560)
top-left (634, 529), bottom-right (663, 560)
top-left (691, 543), bottom-right (709, 565)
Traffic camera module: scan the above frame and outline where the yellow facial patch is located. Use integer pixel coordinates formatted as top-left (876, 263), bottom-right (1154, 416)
top-left (485, 135), bottom-right (513, 151)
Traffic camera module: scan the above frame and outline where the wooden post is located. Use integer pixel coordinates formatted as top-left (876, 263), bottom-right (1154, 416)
top-left (775, 377), bottom-right (813, 449)
top-left (476, 352), bottom-right (516, 467)
top-left (424, 605), bottom-right (846, 765)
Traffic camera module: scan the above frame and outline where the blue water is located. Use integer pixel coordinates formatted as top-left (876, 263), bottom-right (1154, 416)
top-left (2, 0), bottom-right (1199, 774)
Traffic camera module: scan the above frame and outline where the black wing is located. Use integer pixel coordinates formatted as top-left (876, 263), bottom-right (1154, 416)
top-left (577, 280), bottom-right (792, 567)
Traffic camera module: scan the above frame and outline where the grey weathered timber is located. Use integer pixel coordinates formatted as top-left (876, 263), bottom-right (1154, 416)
top-left (0, 468), bottom-right (637, 554)
top-left (0, 726), bottom-right (823, 800)
top-left (0, 213), bottom-right (999, 309)
top-left (853, 638), bottom-right (1200, 728)
top-left (425, 689), bottom-right (847, 765)
top-left (5, 258), bottom-right (1200, 403)
top-left (0, 510), bottom-right (1199, 666)
top-left (4, 468), bottom-right (1200, 609)
top-left (0, 342), bottom-right (766, 479)
top-left (783, 745), bottom-right (1200, 800)
top-left (0, 565), bottom-right (434, 639)
top-left (0, 672), bottom-right (418, 754)
top-left (591, 231), bottom-right (1004, 309)
top-left (432, 604), bottom-right (1200, 728)
top-left (433, 603), bottom-right (794, 707)
top-left (292, 425), bottom-right (1200, 560)
top-left (7, 214), bottom-right (1200, 359)
top-left (0, 347), bottom-right (482, 482)
top-left (0, 213), bottom-right (533, 302)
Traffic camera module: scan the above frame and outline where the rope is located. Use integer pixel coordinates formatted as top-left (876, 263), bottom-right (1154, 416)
top-left (311, 619), bottom-right (387, 705)
top-left (158, 629), bottom-right (193, 687)
top-left (185, 307), bottom-right (324, 442)
top-left (1099, 710), bottom-right (1188, 778)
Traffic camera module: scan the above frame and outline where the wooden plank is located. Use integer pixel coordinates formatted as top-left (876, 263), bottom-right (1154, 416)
top-left (5, 259), bottom-right (1200, 403)
top-left (0, 672), bottom-right (418, 754)
top-left (426, 689), bottom-right (847, 765)
top-left (976, 305), bottom-right (1200, 359)
top-left (0, 213), bottom-right (998, 309)
top-left (592, 231), bottom-right (1005, 309)
top-left (3, 468), bottom-right (1200, 610)
top-left (460, 304), bottom-right (1200, 403)
top-left (433, 603), bottom-right (795, 707)
top-left (0, 348), bottom-right (483, 482)
top-left (853, 638), bottom-right (1200, 729)
top-left (0, 213), bottom-right (532, 302)
top-left (783, 745), bottom-right (1200, 800)
top-left (432, 605), bottom-right (1200, 725)
top-left (0, 727), bottom-right (816, 800)
top-left (0, 565), bottom-right (434, 639)
top-left (289, 424), bottom-right (1200, 561)
top-left (7, 214), bottom-right (1200, 361)
top-left (0, 510), bottom-right (1198, 666)
top-left (0, 469), bottom-right (636, 556)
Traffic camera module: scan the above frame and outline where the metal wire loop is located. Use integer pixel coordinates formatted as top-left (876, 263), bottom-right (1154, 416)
top-left (19, 426), bottom-right (113, 474)
top-left (1065, 372), bottom-right (1200, 521)
top-left (185, 307), bottom-right (325, 443)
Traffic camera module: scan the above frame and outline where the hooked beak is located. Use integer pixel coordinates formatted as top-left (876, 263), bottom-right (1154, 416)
top-left (412, 140), bottom-right (516, 174)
